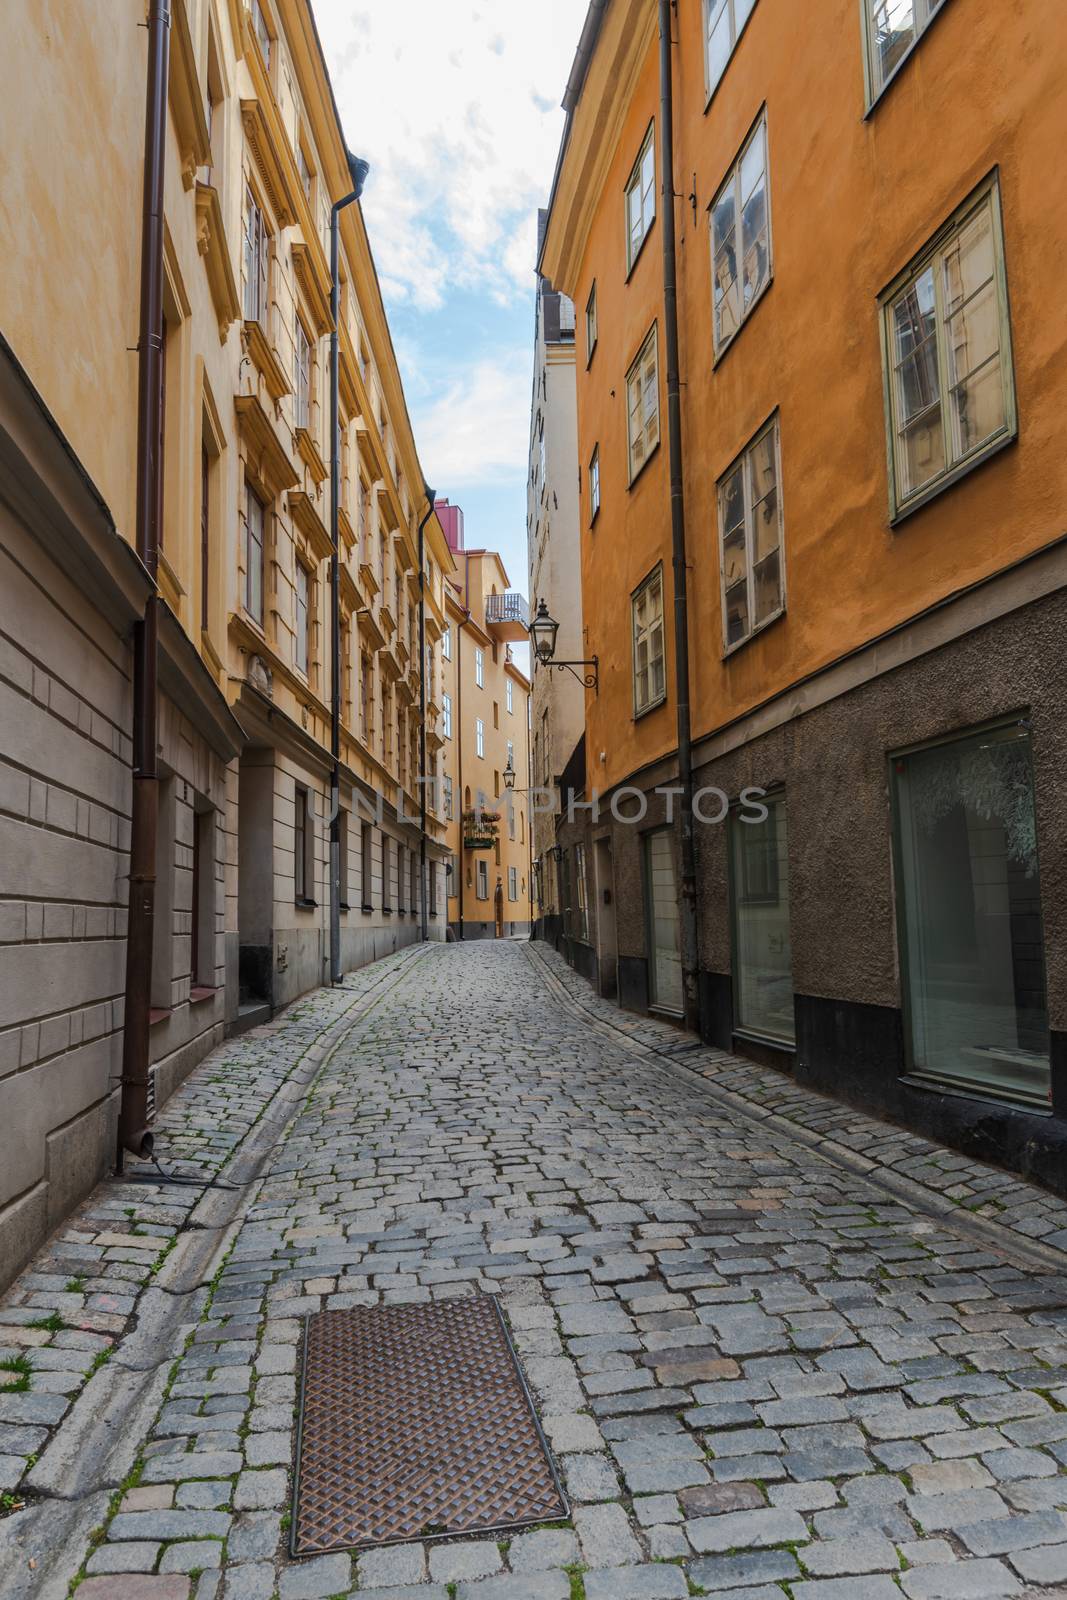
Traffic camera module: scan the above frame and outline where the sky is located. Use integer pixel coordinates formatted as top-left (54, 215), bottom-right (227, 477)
top-left (314, 0), bottom-right (588, 635)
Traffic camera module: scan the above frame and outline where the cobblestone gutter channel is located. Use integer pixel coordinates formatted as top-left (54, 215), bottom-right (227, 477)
top-left (3, 940), bottom-right (1067, 1600)
top-left (0, 945), bottom-right (428, 1599)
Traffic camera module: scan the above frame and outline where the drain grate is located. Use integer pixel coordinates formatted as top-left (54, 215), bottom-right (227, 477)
top-left (291, 1296), bottom-right (568, 1556)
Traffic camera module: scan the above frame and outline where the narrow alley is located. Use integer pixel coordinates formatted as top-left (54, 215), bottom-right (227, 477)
top-left (3, 943), bottom-right (1067, 1599)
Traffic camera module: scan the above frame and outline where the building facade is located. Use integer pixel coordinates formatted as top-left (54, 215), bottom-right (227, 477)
top-left (527, 210), bottom-right (585, 947)
top-left (437, 504), bottom-right (534, 940)
top-left (0, 0), bottom-right (450, 1287)
top-left (538, 0), bottom-right (1067, 1191)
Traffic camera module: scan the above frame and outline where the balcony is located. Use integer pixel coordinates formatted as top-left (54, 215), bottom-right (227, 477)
top-left (485, 591), bottom-right (529, 642)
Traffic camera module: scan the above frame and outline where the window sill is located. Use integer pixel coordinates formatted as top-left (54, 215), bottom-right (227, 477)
top-left (625, 216), bottom-right (656, 284)
top-left (722, 604), bottom-right (786, 660)
top-left (634, 692), bottom-right (668, 723)
top-left (711, 275), bottom-right (774, 371)
top-left (733, 1025), bottom-right (795, 1056)
top-left (189, 986), bottom-right (217, 1005)
top-left (149, 1007), bottom-right (172, 1027)
top-left (361, 903), bottom-right (373, 915)
top-left (901, 1070), bottom-right (1051, 1117)
top-left (627, 438), bottom-right (661, 492)
top-left (890, 427), bottom-right (1016, 527)
top-left (294, 896), bottom-right (318, 910)
top-left (339, 902), bottom-right (351, 912)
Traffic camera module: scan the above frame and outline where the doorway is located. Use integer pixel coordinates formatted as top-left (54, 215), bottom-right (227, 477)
top-left (643, 829), bottom-right (683, 1015)
top-left (595, 836), bottom-right (618, 998)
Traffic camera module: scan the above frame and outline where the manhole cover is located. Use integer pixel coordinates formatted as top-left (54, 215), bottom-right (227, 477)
top-left (291, 1296), bottom-right (568, 1556)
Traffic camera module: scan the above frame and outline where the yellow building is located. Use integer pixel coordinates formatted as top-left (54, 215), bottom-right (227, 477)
top-left (435, 510), bottom-right (533, 939)
top-left (0, 0), bottom-right (451, 1286)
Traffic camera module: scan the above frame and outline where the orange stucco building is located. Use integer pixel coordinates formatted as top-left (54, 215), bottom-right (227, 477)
top-left (537, 0), bottom-right (1067, 1190)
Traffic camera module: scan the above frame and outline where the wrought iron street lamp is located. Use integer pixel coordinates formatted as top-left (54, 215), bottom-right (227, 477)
top-left (528, 599), bottom-right (598, 690)
top-left (503, 753), bottom-right (516, 790)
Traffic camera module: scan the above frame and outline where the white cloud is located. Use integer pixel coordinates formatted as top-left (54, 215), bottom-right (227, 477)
top-left (313, 0), bottom-right (587, 308)
top-left (409, 351), bottom-right (533, 488)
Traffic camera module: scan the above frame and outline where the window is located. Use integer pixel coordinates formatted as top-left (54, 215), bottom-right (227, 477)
top-left (644, 829), bottom-right (683, 1013)
top-left (294, 786), bottom-right (313, 904)
top-left (361, 822), bottom-right (373, 910)
top-left (294, 318), bottom-right (311, 430)
top-left (704, 0), bottom-right (756, 97)
top-left (508, 796), bottom-right (516, 841)
top-left (506, 680), bottom-right (513, 715)
top-left (443, 774), bottom-right (454, 820)
top-left (410, 853), bottom-right (419, 915)
top-left (539, 427), bottom-right (546, 488)
top-left (250, 0), bottom-right (271, 66)
top-left (710, 112), bottom-right (771, 356)
top-left (475, 648), bottom-right (484, 688)
top-left (892, 722), bottom-right (1048, 1105)
top-left (442, 692), bottom-right (452, 739)
top-left (881, 177), bottom-right (1014, 519)
top-left (573, 843), bottom-right (589, 941)
top-left (398, 844), bottom-right (406, 912)
top-left (493, 701), bottom-right (499, 731)
top-left (508, 865), bottom-right (518, 902)
top-left (632, 565), bottom-right (666, 716)
top-left (295, 562), bottom-right (310, 674)
top-left (476, 718), bottom-right (485, 758)
top-left (730, 794), bottom-right (794, 1043)
top-left (244, 486), bottom-right (265, 625)
top-left (442, 625), bottom-right (452, 661)
top-left (429, 858), bottom-right (438, 916)
top-left (589, 446), bottom-right (601, 523)
top-left (585, 282), bottom-right (598, 363)
top-left (382, 837), bottom-right (392, 912)
top-left (506, 739), bottom-right (514, 770)
top-left (337, 809), bottom-right (349, 909)
top-left (626, 326), bottom-right (660, 481)
top-left (541, 709), bottom-right (550, 784)
top-left (360, 652), bottom-right (370, 739)
top-left (718, 414), bottom-right (785, 651)
top-left (298, 143), bottom-right (312, 202)
top-left (191, 806), bottom-right (214, 990)
top-left (476, 860), bottom-right (489, 900)
top-left (625, 123), bottom-right (656, 272)
top-left (200, 443), bottom-right (211, 632)
top-left (864, 0), bottom-right (946, 102)
top-left (243, 188), bottom-right (268, 324)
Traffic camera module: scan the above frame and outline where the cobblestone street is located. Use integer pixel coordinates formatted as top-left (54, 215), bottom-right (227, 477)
top-left (4, 940), bottom-right (1067, 1600)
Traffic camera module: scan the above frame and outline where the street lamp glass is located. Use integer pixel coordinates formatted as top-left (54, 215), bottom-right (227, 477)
top-left (503, 754), bottom-right (516, 790)
top-left (529, 598), bottom-right (559, 664)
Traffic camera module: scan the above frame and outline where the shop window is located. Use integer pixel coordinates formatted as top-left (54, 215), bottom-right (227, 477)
top-left (644, 829), bottom-right (683, 1014)
top-left (729, 793), bottom-right (794, 1043)
top-left (892, 722), bottom-right (1049, 1105)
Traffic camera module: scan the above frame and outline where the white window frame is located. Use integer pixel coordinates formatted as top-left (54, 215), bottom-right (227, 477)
top-left (506, 679), bottom-right (513, 715)
top-left (243, 187), bottom-right (268, 325)
top-left (295, 560), bottom-right (310, 674)
top-left (632, 564), bottom-right (666, 718)
top-left (879, 174), bottom-right (1015, 523)
top-left (709, 110), bottom-right (772, 359)
top-left (718, 412), bottom-right (786, 654)
top-left (442, 692), bottom-right (452, 740)
top-left (443, 773), bottom-right (453, 820)
top-left (441, 625), bottom-right (451, 661)
top-left (476, 859), bottom-right (489, 901)
top-left (589, 445), bottom-right (601, 523)
top-left (703, 0), bottom-right (758, 102)
top-left (508, 865), bottom-right (518, 902)
top-left (585, 281), bottom-right (598, 364)
top-left (862, 0), bottom-right (948, 107)
top-left (625, 122), bottom-right (656, 273)
top-left (626, 326), bottom-right (660, 484)
top-left (474, 647), bottom-right (484, 688)
top-left (475, 718), bottom-right (485, 758)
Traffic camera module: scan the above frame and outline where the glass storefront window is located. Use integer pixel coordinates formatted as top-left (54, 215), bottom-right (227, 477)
top-left (730, 794), bottom-right (795, 1043)
top-left (892, 723), bottom-right (1049, 1106)
top-left (645, 829), bottom-right (683, 1014)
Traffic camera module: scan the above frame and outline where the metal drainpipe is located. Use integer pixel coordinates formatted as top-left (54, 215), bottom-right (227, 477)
top-left (329, 154), bottom-right (369, 986)
top-left (118, 0), bottom-right (171, 1166)
top-left (456, 552), bottom-right (469, 943)
top-left (416, 486), bottom-right (435, 943)
top-left (658, 0), bottom-right (702, 1036)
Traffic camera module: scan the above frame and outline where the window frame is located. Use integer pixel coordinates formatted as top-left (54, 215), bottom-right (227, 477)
top-left (625, 324), bottom-right (661, 486)
top-left (877, 171), bottom-right (1016, 526)
top-left (442, 692), bottom-right (452, 740)
top-left (624, 122), bottom-right (657, 276)
top-left (631, 563), bottom-right (667, 720)
top-left (441, 625), bottom-right (452, 661)
top-left (506, 679), bottom-right (513, 715)
top-left (589, 445), bottom-right (601, 525)
top-left (360, 821), bottom-right (374, 912)
top-left (294, 315), bottom-right (312, 431)
top-left (294, 559), bottom-right (310, 675)
top-left (475, 717), bottom-right (485, 759)
top-left (293, 785), bottom-right (314, 906)
top-left (709, 107), bottom-right (773, 361)
top-left (703, 0), bottom-right (759, 108)
top-left (242, 186), bottom-right (269, 326)
top-left (861, 0), bottom-right (952, 113)
top-left (244, 484), bottom-right (265, 626)
top-left (474, 647), bottom-right (484, 688)
top-left (476, 859), bottom-right (489, 901)
top-left (717, 411), bottom-right (786, 656)
top-left (585, 281), bottom-right (598, 366)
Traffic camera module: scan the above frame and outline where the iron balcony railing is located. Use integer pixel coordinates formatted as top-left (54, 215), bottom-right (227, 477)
top-left (485, 592), bottom-right (529, 628)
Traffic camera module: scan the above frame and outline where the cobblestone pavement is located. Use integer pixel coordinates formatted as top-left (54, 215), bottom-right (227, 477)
top-left (5, 941), bottom-right (1067, 1600)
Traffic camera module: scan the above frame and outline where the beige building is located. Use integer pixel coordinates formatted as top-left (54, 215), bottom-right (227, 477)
top-left (527, 209), bottom-right (583, 944)
top-left (0, 0), bottom-right (451, 1287)
top-left (435, 510), bottom-right (533, 939)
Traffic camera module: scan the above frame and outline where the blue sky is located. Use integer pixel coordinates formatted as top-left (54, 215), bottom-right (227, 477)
top-left (315, 0), bottom-right (588, 617)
